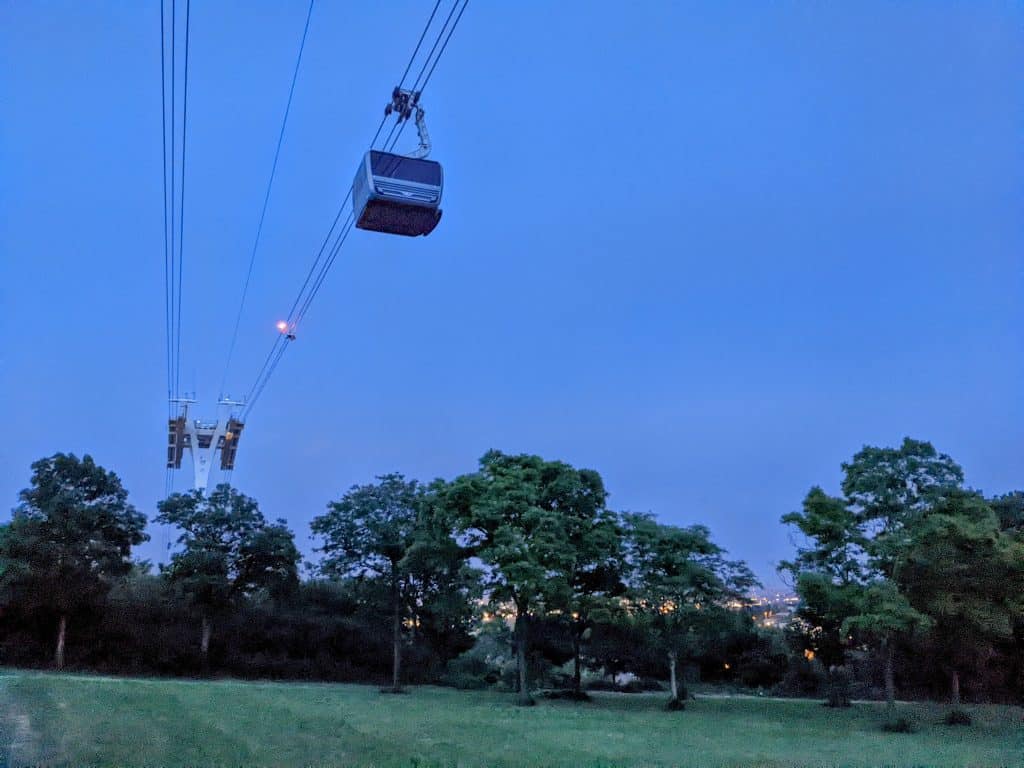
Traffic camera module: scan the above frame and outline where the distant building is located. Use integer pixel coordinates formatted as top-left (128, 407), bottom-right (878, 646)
top-left (743, 592), bottom-right (799, 629)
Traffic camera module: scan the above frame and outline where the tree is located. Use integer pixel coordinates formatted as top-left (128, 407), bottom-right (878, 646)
top-left (989, 491), bottom-right (1024, 535)
top-left (156, 484), bottom-right (299, 666)
top-left (842, 437), bottom-right (964, 577)
top-left (0, 453), bottom-right (147, 669)
top-left (563, 515), bottom-right (625, 696)
top-left (311, 473), bottom-right (421, 693)
top-left (780, 487), bottom-right (863, 588)
top-left (899, 490), bottom-right (1024, 709)
top-left (780, 487), bottom-right (866, 705)
top-left (781, 439), bottom-right (966, 710)
top-left (842, 580), bottom-right (930, 718)
top-left (541, 471), bottom-right (623, 698)
top-left (444, 451), bottom-right (592, 705)
top-left (401, 480), bottom-right (482, 673)
top-left (624, 514), bottom-right (758, 709)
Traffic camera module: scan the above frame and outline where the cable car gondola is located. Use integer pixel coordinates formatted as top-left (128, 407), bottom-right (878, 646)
top-left (353, 88), bottom-right (443, 238)
top-left (352, 149), bottom-right (442, 237)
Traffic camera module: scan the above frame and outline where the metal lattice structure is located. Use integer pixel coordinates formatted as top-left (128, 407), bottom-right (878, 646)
top-left (167, 398), bottom-right (245, 492)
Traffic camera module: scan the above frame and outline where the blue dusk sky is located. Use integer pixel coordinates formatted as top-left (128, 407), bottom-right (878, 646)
top-left (1, 1), bottom-right (1020, 587)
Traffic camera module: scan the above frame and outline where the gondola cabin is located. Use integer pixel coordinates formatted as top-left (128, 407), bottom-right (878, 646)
top-left (352, 150), bottom-right (443, 237)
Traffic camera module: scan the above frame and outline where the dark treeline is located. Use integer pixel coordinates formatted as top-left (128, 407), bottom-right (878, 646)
top-left (1, 442), bottom-right (1021, 716)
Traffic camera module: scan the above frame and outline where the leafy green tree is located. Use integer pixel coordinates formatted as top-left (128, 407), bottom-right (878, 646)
top-left (312, 473), bottom-right (422, 693)
top-left (782, 439), bottom-right (966, 709)
top-left (842, 437), bottom-right (964, 577)
top-left (989, 491), bottom-right (1024, 535)
top-left (401, 480), bottom-right (482, 671)
top-left (563, 521), bottom-right (625, 695)
top-left (0, 453), bottom-right (147, 669)
top-left (156, 484), bottom-right (299, 665)
top-left (444, 451), bottom-right (595, 705)
top-left (624, 514), bottom-right (758, 708)
top-left (781, 487), bottom-right (863, 588)
top-left (541, 472), bottom-right (623, 697)
top-left (780, 487), bottom-right (866, 705)
top-left (899, 490), bottom-right (1024, 708)
top-left (842, 580), bottom-right (930, 718)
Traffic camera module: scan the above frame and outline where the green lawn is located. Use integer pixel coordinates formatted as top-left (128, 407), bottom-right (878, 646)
top-left (1, 672), bottom-right (1021, 767)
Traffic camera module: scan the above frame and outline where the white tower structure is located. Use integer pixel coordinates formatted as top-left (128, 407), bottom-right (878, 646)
top-left (167, 397), bottom-right (245, 492)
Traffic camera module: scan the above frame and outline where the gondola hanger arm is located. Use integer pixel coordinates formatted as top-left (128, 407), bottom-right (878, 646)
top-left (384, 87), bottom-right (431, 159)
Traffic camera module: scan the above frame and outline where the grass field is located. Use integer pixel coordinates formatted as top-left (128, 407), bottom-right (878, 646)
top-left (2, 672), bottom-right (1022, 767)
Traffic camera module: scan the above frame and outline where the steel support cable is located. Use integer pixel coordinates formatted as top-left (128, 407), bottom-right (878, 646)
top-left (382, 0), bottom-right (468, 166)
top-left (240, 204), bottom-right (352, 415)
top-left (160, 0), bottom-right (173, 415)
top-left (161, 0), bottom-right (173, 500)
top-left (219, 0), bottom-right (316, 399)
top-left (409, 0), bottom-right (462, 95)
top-left (242, 341), bottom-right (288, 420)
top-left (270, 115), bottom-right (386, 341)
top-left (174, 0), bottom-right (191, 400)
top-left (418, 0), bottom-right (469, 94)
top-left (379, 118), bottom-right (402, 152)
top-left (380, 1), bottom-right (462, 159)
top-left (244, 0), bottom-right (433, 368)
top-left (253, 0), bottom-right (445, 341)
top-left (169, 0), bottom-right (177, 400)
top-left (241, 1), bottom-right (469, 418)
top-left (397, 0), bottom-right (443, 91)
top-left (281, 184), bottom-right (355, 323)
top-left (293, 213), bottom-right (355, 326)
top-left (242, 210), bottom-right (354, 417)
top-left (261, 0), bottom-right (446, 340)
top-left (243, 336), bottom-right (284, 410)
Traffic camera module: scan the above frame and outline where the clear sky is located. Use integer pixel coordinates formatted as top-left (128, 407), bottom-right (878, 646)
top-left (1, 1), bottom-right (1020, 588)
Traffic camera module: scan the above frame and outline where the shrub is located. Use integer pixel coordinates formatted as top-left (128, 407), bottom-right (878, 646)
top-left (771, 657), bottom-right (824, 698)
top-left (585, 678), bottom-right (665, 694)
top-left (943, 709), bottom-right (972, 726)
top-left (541, 689), bottom-right (591, 701)
top-left (881, 717), bottom-right (915, 733)
top-left (441, 651), bottom-right (499, 690)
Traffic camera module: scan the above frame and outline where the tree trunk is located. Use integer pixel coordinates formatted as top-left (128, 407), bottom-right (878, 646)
top-left (200, 614), bottom-right (211, 668)
top-left (883, 641), bottom-right (896, 717)
top-left (54, 614), bottom-right (67, 671)
top-left (951, 669), bottom-right (961, 707)
top-left (572, 634), bottom-right (582, 695)
top-left (826, 665), bottom-right (851, 708)
top-left (515, 613), bottom-right (533, 705)
top-left (668, 651), bottom-right (678, 701)
top-left (391, 576), bottom-right (403, 693)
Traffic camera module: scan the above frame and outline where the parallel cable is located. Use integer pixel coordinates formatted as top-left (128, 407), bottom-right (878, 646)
top-left (381, 0), bottom-right (463, 158)
top-left (174, 0), bottom-right (191, 400)
top-left (293, 214), bottom-right (355, 326)
top-left (169, 0), bottom-right (177, 400)
top-left (409, 0), bottom-right (462, 95)
top-left (161, 0), bottom-right (179, 507)
top-left (418, 0), bottom-right (469, 95)
top-left (241, 0), bottom-right (469, 418)
top-left (219, 0), bottom-right (316, 398)
top-left (160, 0), bottom-right (173, 414)
top-left (384, 0), bottom-right (468, 164)
top-left (397, 0), bottom-right (443, 91)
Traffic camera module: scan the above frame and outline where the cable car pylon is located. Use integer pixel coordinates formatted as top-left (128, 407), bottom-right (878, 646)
top-left (167, 396), bottom-right (245, 492)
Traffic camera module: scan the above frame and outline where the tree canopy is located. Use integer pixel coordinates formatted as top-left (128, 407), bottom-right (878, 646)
top-left (0, 453), bottom-right (147, 668)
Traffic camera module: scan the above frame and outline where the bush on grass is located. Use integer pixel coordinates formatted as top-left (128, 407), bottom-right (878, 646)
top-left (943, 709), bottom-right (972, 726)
